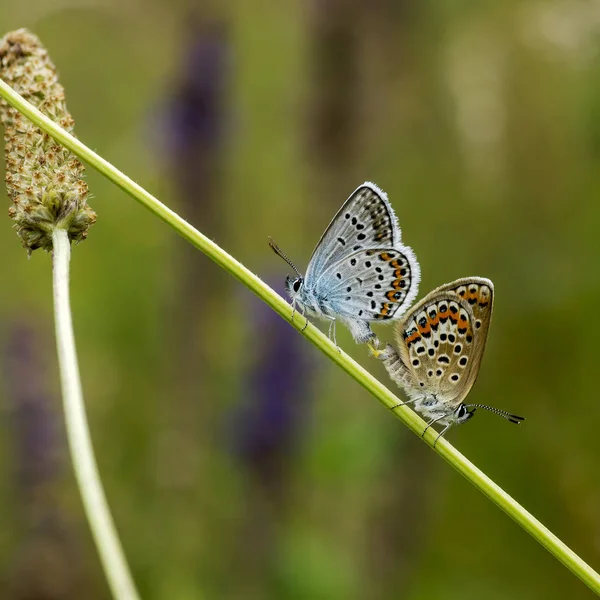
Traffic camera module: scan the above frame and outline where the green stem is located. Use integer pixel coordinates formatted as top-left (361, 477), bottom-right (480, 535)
top-left (3, 78), bottom-right (598, 595)
top-left (52, 228), bottom-right (141, 600)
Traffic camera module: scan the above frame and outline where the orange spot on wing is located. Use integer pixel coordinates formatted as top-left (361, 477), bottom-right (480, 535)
top-left (438, 307), bottom-right (450, 319)
top-left (465, 289), bottom-right (479, 303)
top-left (405, 330), bottom-right (421, 345)
top-left (375, 303), bottom-right (392, 320)
top-left (418, 321), bottom-right (431, 335)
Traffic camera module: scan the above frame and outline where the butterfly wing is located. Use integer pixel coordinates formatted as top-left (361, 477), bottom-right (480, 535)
top-left (392, 279), bottom-right (494, 407)
top-left (431, 277), bottom-right (494, 350)
top-left (305, 182), bottom-right (402, 282)
top-left (314, 247), bottom-right (421, 322)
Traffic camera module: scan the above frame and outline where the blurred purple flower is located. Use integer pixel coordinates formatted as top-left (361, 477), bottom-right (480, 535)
top-left (153, 14), bottom-right (231, 250)
top-left (229, 282), bottom-right (317, 486)
top-left (4, 323), bottom-right (61, 498)
top-left (3, 324), bottom-right (87, 598)
top-left (159, 17), bottom-right (230, 162)
top-left (154, 15), bottom-right (232, 399)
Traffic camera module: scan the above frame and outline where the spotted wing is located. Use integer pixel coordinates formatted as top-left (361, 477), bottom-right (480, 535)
top-left (394, 285), bottom-right (493, 407)
top-left (314, 247), bottom-right (420, 322)
top-left (305, 182), bottom-right (402, 283)
top-left (432, 278), bottom-right (494, 349)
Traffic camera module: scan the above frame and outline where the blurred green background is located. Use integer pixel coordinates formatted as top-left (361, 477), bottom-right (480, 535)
top-left (1, 1), bottom-right (599, 598)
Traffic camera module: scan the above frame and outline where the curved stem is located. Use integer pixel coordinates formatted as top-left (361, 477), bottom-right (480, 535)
top-left (52, 228), bottom-right (140, 600)
top-left (2, 79), bottom-right (598, 595)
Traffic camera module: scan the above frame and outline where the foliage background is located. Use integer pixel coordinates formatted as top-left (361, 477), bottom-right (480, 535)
top-left (1, 1), bottom-right (599, 598)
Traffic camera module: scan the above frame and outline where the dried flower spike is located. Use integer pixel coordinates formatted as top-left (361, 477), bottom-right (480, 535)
top-left (0, 29), bottom-right (96, 254)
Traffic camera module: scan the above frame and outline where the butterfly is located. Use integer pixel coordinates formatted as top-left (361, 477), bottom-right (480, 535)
top-left (269, 182), bottom-right (420, 345)
top-left (373, 277), bottom-right (524, 445)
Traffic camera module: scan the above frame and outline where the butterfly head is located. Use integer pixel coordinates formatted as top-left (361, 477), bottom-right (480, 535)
top-left (454, 403), bottom-right (477, 425)
top-left (285, 274), bottom-right (304, 298)
top-left (269, 237), bottom-right (305, 299)
top-left (421, 401), bottom-right (523, 447)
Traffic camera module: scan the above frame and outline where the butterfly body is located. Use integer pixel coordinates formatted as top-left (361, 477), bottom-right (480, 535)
top-left (377, 278), bottom-right (523, 441)
top-left (272, 182), bottom-right (420, 344)
top-left (379, 317), bottom-right (476, 432)
top-left (284, 275), bottom-right (369, 343)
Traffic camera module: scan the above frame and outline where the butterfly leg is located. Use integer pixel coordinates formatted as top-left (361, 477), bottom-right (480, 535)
top-left (328, 319), bottom-right (341, 352)
top-left (432, 424), bottom-right (452, 448)
top-left (390, 398), bottom-right (418, 410)
top-left (299, 306), bottom-right (310, 331)
top-left (367, 340), bottom-right (380, 357)
top-left (290, 298), bottom-right (297, 323)
top-left (366, 336), bottom-right (384, 358)
top-left (421, 415), bottom-right (446, 439)
top-left (291, 301), bottom-right (310, 332)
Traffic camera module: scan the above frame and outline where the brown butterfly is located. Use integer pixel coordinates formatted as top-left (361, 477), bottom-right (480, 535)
top-left (374, 277), bottom-right (524, 445)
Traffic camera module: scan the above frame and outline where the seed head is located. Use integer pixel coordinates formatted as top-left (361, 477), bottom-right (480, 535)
top-left (0, 29), bottom-right (96, 254)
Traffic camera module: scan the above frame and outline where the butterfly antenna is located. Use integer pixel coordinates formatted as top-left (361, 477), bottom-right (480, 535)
top-left (268, 237), bottom-right (303, 279)
top-left (467, 404), bottom-right (525, 425)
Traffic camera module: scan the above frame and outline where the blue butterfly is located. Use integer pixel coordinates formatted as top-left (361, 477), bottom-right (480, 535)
top-left (270, 182), bottom-right (420, 345)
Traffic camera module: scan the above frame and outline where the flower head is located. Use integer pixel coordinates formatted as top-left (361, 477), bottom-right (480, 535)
top-left (0, 29), bottom-right (96, 254)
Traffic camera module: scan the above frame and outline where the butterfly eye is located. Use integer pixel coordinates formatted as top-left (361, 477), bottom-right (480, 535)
top-left (292, 279), bottom-right (302, 293)
top-left (455, 404), bottom-right (475, 423)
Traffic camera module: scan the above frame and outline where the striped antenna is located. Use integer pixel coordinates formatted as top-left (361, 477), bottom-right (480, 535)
top-left (268, 237), bottom-right (303, 280)
top-left (466, 404), bottom-right (525, 425)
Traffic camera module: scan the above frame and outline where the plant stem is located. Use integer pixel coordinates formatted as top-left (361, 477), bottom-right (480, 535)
top-left (3, 79), bottom-right (598, 595)
top-left (52, 228), bottom-right (140, 600)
